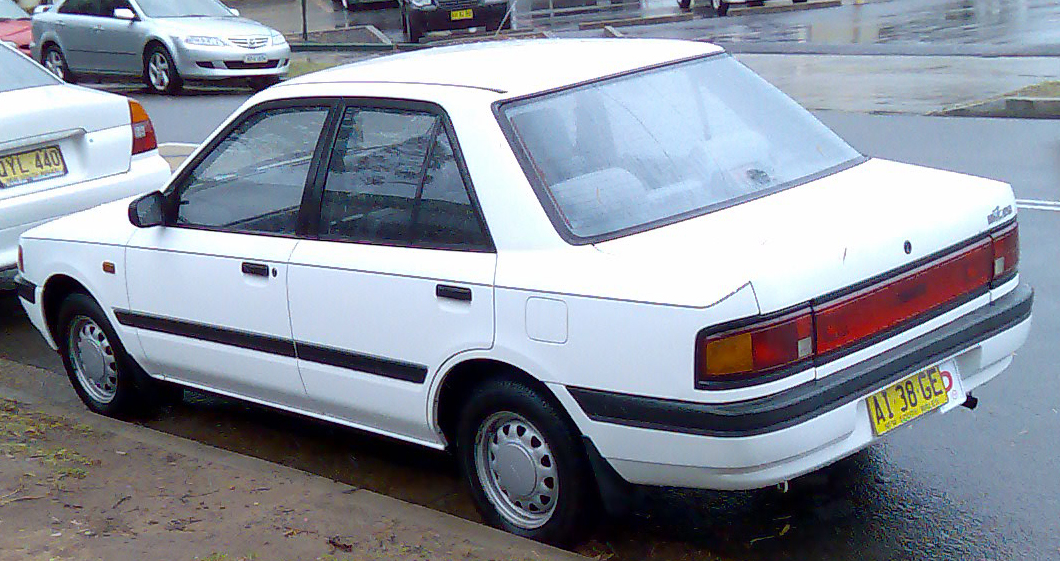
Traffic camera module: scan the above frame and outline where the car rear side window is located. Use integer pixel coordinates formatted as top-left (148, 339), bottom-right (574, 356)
top-left (58, 0), bottom-right (101, 15)
top-left (174, 106), bottom-right (329, 236)
top-left (317, 106), bottom-right (490, 251)
top-left (0, 47), bottom-right (61, 93)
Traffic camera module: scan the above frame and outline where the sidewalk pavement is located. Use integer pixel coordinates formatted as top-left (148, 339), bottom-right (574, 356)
top-left (0, 358), bottom-right (586, 561)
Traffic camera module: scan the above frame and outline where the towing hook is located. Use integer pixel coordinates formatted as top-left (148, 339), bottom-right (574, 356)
top-left (962, 394), bottom-right (979, 410)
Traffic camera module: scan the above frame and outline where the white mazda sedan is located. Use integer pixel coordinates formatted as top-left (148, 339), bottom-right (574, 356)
top-left (15, 39), bottom-right (1032, 544)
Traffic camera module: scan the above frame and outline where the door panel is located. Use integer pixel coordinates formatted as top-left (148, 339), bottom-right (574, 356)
top-left (288, 242), bottom-right (496, 443)
top-left (125, 229), bottom-right (304, 407)
top-left (287, 103), bottom-right (497, 444)
top-left (94, 6), bottom-right (142, 73)
top-left (121, 102), bottom-right (332, 409)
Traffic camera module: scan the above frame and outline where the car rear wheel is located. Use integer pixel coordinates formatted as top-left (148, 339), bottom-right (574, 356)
top-left (456, 379), bottom-right (596, 546)
top-left (58, 293), bottom-right (143, 417)
top-left (143, 45), bottom-right (183, 95)
top-left (42, 45), bottom-right (75, 83)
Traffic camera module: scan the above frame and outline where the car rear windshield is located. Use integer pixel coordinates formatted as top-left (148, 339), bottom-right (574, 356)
top-left (498, 54), bottom-right (862, 243)
top-left (0, 0), bottom-right (27, 19)
top-left (136, 0), bottom-right (233, 18)
top-left (0, 47), bottom-right (60, 93)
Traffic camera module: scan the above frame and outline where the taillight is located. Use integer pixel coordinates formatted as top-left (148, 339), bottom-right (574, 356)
top-left (815, 239), bottom-right (993, 356)
top-left (129, 99), bottom-right (157, 155)
top-left (695, 221), bottom-right (1018, 388)
top-left (990, 222), bottom-right (1018, 284)
top-left (17, 244), bottom-right (23, 273)
top-left (696, 307), bottom-right (813, 386)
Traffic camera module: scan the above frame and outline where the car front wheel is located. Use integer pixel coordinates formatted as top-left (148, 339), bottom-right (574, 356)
top-left (456, 379), bottom-right (597, 545)
top-left (143, 45), bottom-right (183, 95)
top-left (58, 293), bottom-right (144, 416)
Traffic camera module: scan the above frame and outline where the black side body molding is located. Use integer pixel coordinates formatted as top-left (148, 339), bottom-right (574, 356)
top-left (14, 275), bottom-right (36, 304)
top-left (113, 309), bottom-right (428, 384)
top-left (569, 284), bottom-right (1033, 438)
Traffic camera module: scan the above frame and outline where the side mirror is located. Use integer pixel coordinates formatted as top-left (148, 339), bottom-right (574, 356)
top-left (128, 191), bottom-right (166, 228)
top-left (113, 7), bottom-right (136, 20)
top-left (229, 7), bottom-right (240, 16)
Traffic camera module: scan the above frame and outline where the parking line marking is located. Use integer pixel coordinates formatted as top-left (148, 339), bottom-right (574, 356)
top-left (1017, 199), bottom-right (1060, 212)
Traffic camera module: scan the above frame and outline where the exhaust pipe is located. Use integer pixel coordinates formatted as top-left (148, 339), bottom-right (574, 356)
top-left (961, 394), bottom-right (979, 410)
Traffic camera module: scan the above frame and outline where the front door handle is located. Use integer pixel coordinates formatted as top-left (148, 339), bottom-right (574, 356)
top-left (436, 284), bottom-right (472, 302)
top-left (241, 262), bottom-right (270, 278)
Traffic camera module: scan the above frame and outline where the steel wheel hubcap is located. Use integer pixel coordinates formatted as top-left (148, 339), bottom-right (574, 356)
top-left (68, 317), bottom-right (118, 404)
top-left (148, 53), bottom-right (170, 90)
top-left (475, 412), bottom-right (558, 529)
top-left (45, 51), bottom-right (64, 79)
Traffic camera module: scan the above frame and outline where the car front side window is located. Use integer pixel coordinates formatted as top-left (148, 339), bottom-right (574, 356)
top-left (173, 105), bottom-right (329, 236)
top-left (318, 106), bottom-right (490, 251)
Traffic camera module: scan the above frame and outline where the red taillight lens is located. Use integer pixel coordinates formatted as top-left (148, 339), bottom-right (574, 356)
top-left (990, 222), bottom-right (1018, 283)
top-left (695, 222), bottom-right (1019, 387)
top-left (815, 239), bottom-right (993, 356)
top-left (129, 99), bottom-right (157, 155)
top-left (17, 244), bottom-right (23, 273)
top-left (696, 307), bottom-right (813, 385)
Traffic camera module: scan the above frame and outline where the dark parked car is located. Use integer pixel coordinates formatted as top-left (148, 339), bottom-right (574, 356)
top-left (401, 0), bottom-right (509, 43)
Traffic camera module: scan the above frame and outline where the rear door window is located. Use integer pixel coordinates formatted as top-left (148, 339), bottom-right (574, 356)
top-left (316, 105), bottom-right (491, 251)
top-left (58, 0), bottom-right (102, 15)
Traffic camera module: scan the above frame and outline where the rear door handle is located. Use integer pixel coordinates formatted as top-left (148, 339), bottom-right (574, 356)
top-left (436, 284), bottom-right (472, 302)
top-left (241, 262), bottom-right (270, 277)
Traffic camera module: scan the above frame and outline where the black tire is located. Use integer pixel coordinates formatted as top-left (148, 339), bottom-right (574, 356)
top-left (249, 76), bottom-right (281, 91)
top-left (57, 293), bottom-right (171, 417)
top-left (142, 44), bottom-right (183, 95)
top-left (41, 44), bottom-right (75, 83)
top-left (456, 378), bottom-right (597, 546)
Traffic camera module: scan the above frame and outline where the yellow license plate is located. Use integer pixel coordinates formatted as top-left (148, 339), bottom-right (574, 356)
top-left (867, 365), bottom-right (950, 436)
top-left (0, 146), bottom-right (67, 189)
top-left (450, 8), bottom-right (473, 20)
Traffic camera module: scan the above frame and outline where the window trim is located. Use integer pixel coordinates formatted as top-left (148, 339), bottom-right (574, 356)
top-left (162, 97), bottom-right (343, 240)
top-left (492, 52), bottom-right (867, 246)
top-left (302, 97), bottom-right (496, 254)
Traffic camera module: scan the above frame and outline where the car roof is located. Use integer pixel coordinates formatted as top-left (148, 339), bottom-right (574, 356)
top-left (283, 39), bottom-right (725, 97)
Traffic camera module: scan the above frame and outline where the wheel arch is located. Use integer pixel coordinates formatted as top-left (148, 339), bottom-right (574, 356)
top-left (40, 273), bottom-right (96, 346)
top-left (431, 357), bottom-right (578, 450)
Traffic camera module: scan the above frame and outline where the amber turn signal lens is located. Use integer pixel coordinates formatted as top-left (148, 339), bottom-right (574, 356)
top-left (128, 99), bottom-right (157, 155)
top-left (697, 308), bottom-right (814, 384)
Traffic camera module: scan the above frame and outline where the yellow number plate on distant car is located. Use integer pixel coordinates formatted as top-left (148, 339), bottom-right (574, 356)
top-left (867, 364), bottom-right (951, 436)
top-left (450, 8), bottom-right (473, 20)
top-left (0, 146), bottom-right (67, 189)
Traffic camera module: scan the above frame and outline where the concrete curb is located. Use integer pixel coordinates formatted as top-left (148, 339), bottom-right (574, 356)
top-left (936, 96), bottom-right (1060, 119)
top-left (728, 0), bottom-right (841, 15)
top-left (578, 12), bottom-right (694, 30)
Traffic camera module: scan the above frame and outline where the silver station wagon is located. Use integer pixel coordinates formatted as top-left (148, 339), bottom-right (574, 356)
top-left (31, 0), bottom-right (290, 93)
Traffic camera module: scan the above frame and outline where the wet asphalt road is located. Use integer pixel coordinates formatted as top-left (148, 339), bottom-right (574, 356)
top-left (3, 88), bottom-right (1060, 559)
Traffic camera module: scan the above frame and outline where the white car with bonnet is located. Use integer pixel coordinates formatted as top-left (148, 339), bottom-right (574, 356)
top-left (15, 39), bottom-right (1032, 544)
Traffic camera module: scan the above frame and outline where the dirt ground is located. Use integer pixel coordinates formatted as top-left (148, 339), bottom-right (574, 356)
top-left (0, 395), bottom-right (584, 561)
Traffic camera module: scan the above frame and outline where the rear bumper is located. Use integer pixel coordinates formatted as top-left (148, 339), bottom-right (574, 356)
top-left (561, 284), bottom-right (1033, 489)
top-left (409, 3), bottom-right (508, 33)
